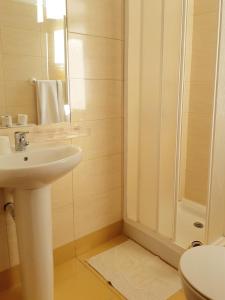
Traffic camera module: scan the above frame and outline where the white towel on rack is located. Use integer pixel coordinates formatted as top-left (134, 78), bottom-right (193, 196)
top-left (36, 80), bottom-right (65, 125)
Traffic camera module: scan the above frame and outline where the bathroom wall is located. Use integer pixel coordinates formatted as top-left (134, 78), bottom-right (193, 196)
top-left (183, 0), bottom-right (219, 205)
top-left (68, 0), bottom-right (123, 239)
top-left (0, 0), bottom-right (123, 272)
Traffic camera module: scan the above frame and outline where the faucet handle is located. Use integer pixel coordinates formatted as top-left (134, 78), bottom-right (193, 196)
top-left (14, 131), bottom-right (29, 151)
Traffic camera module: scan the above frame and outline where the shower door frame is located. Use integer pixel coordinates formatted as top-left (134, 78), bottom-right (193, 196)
top-left (123, 0), bottom-right (225, 267)
top-left (123, 0), bottom-right (187, 268)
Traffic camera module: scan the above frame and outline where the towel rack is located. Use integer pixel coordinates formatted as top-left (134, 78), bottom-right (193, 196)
top-left (30, 78), bottom-right (37, 84)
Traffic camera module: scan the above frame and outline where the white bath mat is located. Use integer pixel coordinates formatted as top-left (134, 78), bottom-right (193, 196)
top-left (87, 240), bottom-right (182, 300)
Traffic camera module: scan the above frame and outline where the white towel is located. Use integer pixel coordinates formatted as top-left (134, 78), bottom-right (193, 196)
top-left (36, 80), bottom-right (65, 125)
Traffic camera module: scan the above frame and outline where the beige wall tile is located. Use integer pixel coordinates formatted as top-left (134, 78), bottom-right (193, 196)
top-left (185, 169), bottom-right (209, 205)
top-left (188, 82), bottom-right (214, 115)
top-left (183, 3), bottom-right (219, 206)
top-left (0, 54), bottom-right (3, 81)
top-left (75, 223), bottom-right (124, 258)
top-left (184, 113), bottom-right (212, 204)
top-left (194, 0), bottom-right (220, 15)
top-left (0, 1), bottom-right (41, 31)
top-left (5, 105), bottom-right (37, 124)
top-left (192, 13), bottom-right (219, 50)
top-left (0, 212), bottom-right (10, 272)
top-left (187, 114), bottom-right (212, 139)
top-left (73, 118), bottom-right (122, 161)
top-left (68, 33), bottom-right (123, 80)
top-left (0, 31), bottom-right (2, 54)
top-left (74, 154), bottom-right (121, 197)
top-left (0, 82), bottom-right (6, 110)
top-left (70, 79), bottom-right (122, 121)
top-left (190, 13), bottom-right (218, 83)
top-left (74, 188), bottom-right (122, 238)
top-left (4, 81), bottom-right (35, 107)
top-left (52, 203), bottom-right (74, 248)
top-left (73, 154), bottom-right (122, 238)
top-left (1, 27), bottom-right (42, 56)
top-left (68, 0), bottom-right (123, 40)
top-left (3, 55), bottom-right (42, 81)
top-left (0, 107), bottom-right (5, 116)
top-left (190, 53), bottom-right (217, 83)
top-left (52, 172), bottom-right (73, 209)
top-left (186, 141), bottom-right (210, 173)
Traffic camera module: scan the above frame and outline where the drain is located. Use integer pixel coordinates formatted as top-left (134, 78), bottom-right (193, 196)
top-left (191, 240), bottom-right (203, 247)
top-left (193, 221), bottom-right (204, 228)
top-left (24, 156), bottom-right (28, 161)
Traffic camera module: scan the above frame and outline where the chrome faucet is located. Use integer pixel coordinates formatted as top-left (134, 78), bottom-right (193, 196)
top-left (14, 131), bottom-right (29, 151)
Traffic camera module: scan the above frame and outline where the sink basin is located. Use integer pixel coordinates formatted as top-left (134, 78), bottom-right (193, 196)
top-left (0, 144), bottom-right (82, 189)
top-left (0, 143), bottom-right (82, 300)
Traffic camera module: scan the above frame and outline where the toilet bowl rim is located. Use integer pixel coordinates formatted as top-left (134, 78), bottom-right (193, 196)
top-left (179, 268), bottom-right (211, 300)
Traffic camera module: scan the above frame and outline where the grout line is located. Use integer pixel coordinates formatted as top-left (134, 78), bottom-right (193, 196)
top-left (68, 31), bottom-right (124, 42)
top-left (69, 78), bottom-right (124, 81)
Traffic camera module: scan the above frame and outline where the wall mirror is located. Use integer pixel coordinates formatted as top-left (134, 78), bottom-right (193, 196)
top-left (0, 0), bottom-right (70, 127)
top-left (175, 0), bottom-right (220, 248)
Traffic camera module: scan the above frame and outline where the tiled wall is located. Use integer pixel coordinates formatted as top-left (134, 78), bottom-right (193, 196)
top-left (183, 0), bottom-right (219, 205)
top-left (68, 0), bottom-right (123, 239)
top-left (0, 0), bottom-right (123, 272)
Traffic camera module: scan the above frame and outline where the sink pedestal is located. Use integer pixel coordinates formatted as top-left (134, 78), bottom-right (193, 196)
top-left (0, 144), bottom-right (82, 300)
top-left (14, 186), bottom-right (53, 300)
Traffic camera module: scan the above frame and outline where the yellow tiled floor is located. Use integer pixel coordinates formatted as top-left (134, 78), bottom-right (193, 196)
top-left (168, 290), bottom-right (186, 300)
top-left (0, 259), bottom-right (122, 300)
top-left (0, 236), bottom-right (186, 300)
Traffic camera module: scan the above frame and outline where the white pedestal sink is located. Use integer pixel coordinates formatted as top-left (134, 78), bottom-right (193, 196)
top-left (0, 144), bottom-right (82, 300)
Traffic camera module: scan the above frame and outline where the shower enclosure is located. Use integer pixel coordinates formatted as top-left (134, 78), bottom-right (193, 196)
top-left (124, 0), bottom-right (225, 267)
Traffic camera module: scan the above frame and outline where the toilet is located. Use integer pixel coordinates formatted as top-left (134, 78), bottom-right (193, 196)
top-left (179, 245), bottom-right (225, 300)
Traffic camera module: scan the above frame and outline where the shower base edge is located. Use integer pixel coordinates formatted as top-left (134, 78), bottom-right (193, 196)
top-left (123, 221), bottom-right (184, 269)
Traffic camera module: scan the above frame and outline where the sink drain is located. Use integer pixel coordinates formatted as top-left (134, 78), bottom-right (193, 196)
top-left (193, 221), bottom-right (204, 228)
